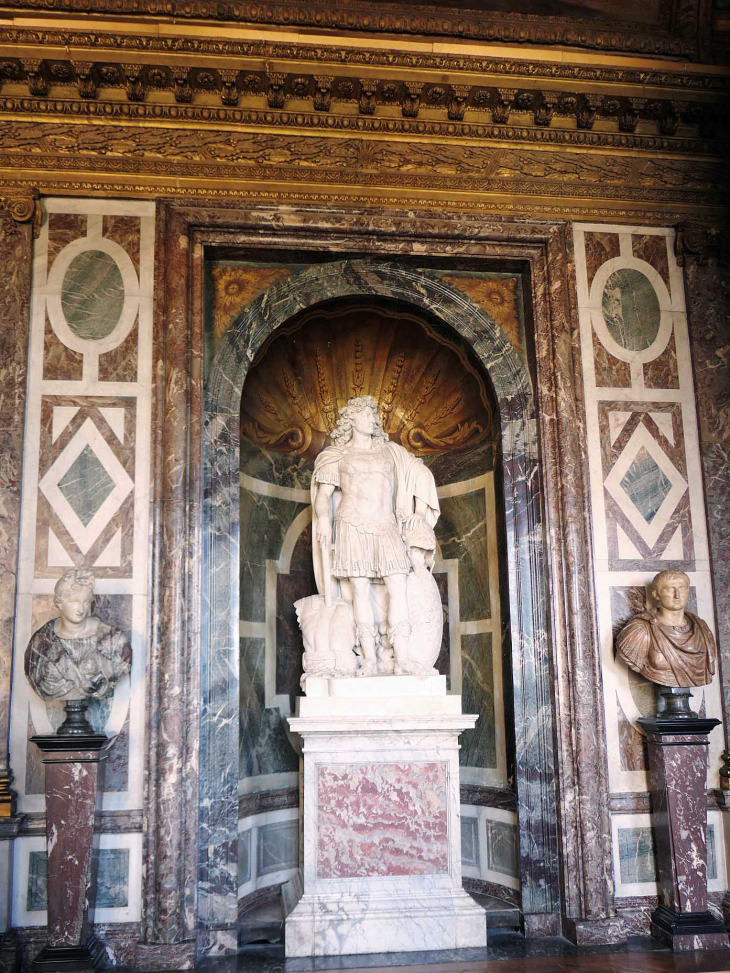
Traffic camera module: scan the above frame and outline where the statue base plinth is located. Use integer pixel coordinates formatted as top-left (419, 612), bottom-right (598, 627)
top-left (650, 905), bottom-right (728, 952)
top-left (30, 936), bottom-right (109, 972)
top-left (638, 717), bottom-right (728, 952)
top-left (30, 736), bottom-right (111, 969)
top-left (284, 675), bottom-right (486, 958)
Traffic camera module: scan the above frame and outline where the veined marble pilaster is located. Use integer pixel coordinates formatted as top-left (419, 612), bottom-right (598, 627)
top-left (0, 201), bottom-right (34, 876)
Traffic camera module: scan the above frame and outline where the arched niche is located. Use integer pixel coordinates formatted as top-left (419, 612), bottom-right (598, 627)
top-left (203, 259), bottom-right (558, 934)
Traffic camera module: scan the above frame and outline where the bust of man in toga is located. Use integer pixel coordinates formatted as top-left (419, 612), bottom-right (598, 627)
top-left (25, 569), bottom-right (132, 701)
top-left (616, 570), bottom-right (716, 688)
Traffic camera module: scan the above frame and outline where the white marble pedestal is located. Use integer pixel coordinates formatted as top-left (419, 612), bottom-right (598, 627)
top-left (283, 674), bottom-right (487, 958)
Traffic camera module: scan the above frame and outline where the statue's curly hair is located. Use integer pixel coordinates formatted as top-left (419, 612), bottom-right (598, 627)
top-left (651, 569), bottom-right (690, 591)
top-left (53, 569), bottom-right (95, 606)
top-left (330, 395), bottom-right (389, 446)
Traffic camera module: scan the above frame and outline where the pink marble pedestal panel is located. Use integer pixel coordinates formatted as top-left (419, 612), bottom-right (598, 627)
top-left (639, 717), bottom-right (729, 952)
top-left (30, 733), bottom-right (111, 972)
top-left (284, 675), bottom-right (487, 958)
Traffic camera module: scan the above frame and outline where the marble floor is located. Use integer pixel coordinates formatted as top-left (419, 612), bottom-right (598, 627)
top-left (192, 935), bottom-right (730, 973)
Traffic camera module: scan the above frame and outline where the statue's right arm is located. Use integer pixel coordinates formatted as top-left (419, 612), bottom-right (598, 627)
top-left (314, 482), bottom-right (336, 546)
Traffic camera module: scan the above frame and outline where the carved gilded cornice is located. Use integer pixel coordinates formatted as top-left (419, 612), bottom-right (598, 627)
top-left (0, 93), bottom-right (722, 156)
top-left (0, 20), bottom-right (727, 221)
top-left (0, 173), bottom-right (721, 225)
top-left (1, 26), bottom-right (728, 93)
top-left (0, 0), bottom-right (711, 59)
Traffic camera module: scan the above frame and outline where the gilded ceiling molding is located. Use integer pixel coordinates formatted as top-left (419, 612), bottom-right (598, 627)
top-left (0, 92), bottom-right (721, 156)
top-left (0, 117), bottom-right (725, 214)
top-left (0, 173), bottom-right (720, 225)
top-left (0, 0), bottom-right (708, 58)
top-left (1, 27), bottom-right (728, 93)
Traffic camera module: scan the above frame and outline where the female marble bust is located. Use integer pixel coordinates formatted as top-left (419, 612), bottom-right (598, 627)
top-left (306, 395), bottom-right (440, 677)
top-left (24, 569), bottom-right (132, 701)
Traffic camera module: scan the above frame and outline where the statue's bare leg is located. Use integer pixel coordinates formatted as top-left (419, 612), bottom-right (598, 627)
top-left (350, 577), bottom-right (378, 676)
top-left (384, 574), bottom-right (411, 674)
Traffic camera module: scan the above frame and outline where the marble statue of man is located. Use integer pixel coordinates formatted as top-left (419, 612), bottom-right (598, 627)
top-left (616, 569), bottom-right (716, 687)
top-left (310, 395), bottom-right (439, 677)
top-left (25, 569), bottom-right (132, 701)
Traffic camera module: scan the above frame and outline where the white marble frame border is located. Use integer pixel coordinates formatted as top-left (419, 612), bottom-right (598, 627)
top-left (611, 810), bottom-right (726, 898)
top-left (574, 224), bottom-right (724, 899)
top-left (11, 831), bottom-right (143, 928)
top-left (9, 198), bottom-right (154, 831)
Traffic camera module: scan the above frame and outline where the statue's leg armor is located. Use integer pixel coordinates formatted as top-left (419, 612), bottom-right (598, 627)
top-left (388, 619), bottom-right (413, 674)
top-left (355, 622), bottom-right (378, 676)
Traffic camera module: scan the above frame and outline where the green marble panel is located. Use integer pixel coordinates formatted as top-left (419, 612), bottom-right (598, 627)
top-left (257, 820), bottom-right (299, 876)
top-left (620, 447), bottom-right (671, 524)
top-left (488, 820), bottom-right (518, 877)
top-left (602, 269), bottom-right (660, 351)
top-left (459, 632), bottom-right (496, 769)
top-left (96, 848), bottom-right (129, 908)
top-left (436, 491), bottom-right (489, 621)
top-left (61, 250), bottom-right (124, 341)
top-left (239, 636), bottom-right (297, 779)
top-left (26, 851), bottom-right (47, 912)
top-left (618, 826), bottom-right (657, 883)
top-left (58, 445), bottom-right (115, 526)
top-left (461, 816), bottom-right (480, 868)
top-left (239, 488), bottom-right (308, 566)
top-left (240, 441), bottom-right (313, 490)
top-left (26, 847), bottom-right (130, 911)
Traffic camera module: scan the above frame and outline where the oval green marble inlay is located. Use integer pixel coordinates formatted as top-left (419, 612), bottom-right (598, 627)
top-left (602, 268), bottom-right (660, 351)
top-left (61, 250), bottom-right (125, 340)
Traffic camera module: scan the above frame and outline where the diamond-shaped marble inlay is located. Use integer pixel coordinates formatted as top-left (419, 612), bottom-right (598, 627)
top-left (604, 423), bottom-right (687, 550)
top-left (57, 445), bottom-right (115, 527)
top-left (619, 447), bottom-right (671, 524)
top-left (39, 417), bottom-right (133, 555)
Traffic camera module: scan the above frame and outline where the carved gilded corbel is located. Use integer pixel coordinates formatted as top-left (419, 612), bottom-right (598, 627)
top-left (1, 191), bottom-right (41, 238)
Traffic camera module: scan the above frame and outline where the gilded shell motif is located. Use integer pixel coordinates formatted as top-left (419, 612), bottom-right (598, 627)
top-left (240, 301), bottom-right (493, 459)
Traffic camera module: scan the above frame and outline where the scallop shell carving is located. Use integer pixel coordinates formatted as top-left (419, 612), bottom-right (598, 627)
top-left (240, 301), bottom-right (493, 459)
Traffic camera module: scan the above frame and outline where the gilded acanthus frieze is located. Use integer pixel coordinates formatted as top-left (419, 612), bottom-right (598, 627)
top-left (0, 120), bottom-right (725, 213)
top-left (0, 0), bottom-right (706, 58)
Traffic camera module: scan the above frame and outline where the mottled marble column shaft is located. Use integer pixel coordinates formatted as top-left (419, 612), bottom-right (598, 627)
top-left (0, 210), bottom-right (34, 820)
top-left (639, 717), bottom-right (728, 952)
top-left (31, 734), bottom-right (109, 969)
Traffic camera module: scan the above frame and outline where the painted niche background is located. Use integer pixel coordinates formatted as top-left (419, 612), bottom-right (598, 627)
top-left (204, 260), bottom-right (530, 919)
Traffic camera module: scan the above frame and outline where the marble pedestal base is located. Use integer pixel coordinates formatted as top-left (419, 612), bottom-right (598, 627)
top-left (30, 733), bottom-right (110, 972)
top-left (285, 675), bottom-right (487, 958)
top-left (638, 717), bottom-right (728, 952)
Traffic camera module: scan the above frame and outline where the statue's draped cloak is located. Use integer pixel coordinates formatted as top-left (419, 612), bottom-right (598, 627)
top-left (311, 441), bottom-right (439, 600)
top-left (617, 610), bottom-right (716, 687)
